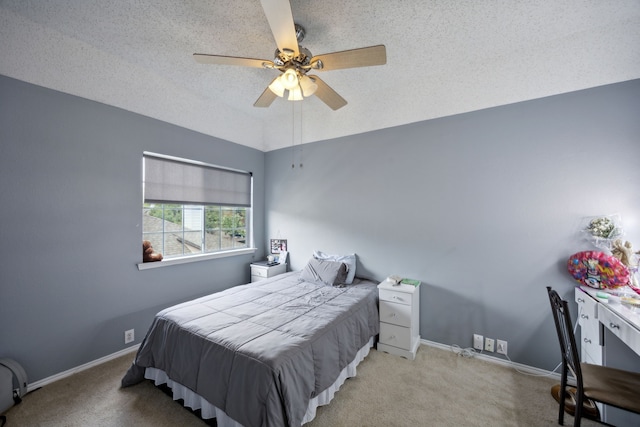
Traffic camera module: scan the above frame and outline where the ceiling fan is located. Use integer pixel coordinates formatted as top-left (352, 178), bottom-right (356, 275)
top-left (193, 0), bottom-right (386, 110)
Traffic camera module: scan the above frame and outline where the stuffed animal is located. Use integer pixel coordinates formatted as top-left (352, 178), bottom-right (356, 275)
top-left (611, 239), bottom-right (639, 287)
top-left (142, 240), bottom-right (163, 262)
top-left (611, 239), bottom-right (638, 268)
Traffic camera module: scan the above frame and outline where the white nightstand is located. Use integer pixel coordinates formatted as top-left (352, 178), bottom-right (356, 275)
top-left (250, 262), bottom-right (287, 282)
top-left (377, 279), bottom-right (421, 360)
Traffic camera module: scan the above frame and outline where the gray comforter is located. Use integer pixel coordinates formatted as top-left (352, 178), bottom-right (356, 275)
top-left (121, 272), bottom-right (379, 427)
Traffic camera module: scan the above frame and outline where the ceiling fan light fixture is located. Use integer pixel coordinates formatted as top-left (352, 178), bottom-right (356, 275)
top-left (194, 2), bottom-right (386, 110)
top-left (288, 87), bottom-right (303, 101)
top-left (299, 75), bottom-right (317, 96)
top-left (281, 68), bottom-right (299, 90)
top-left (268, 77), bottom-right (286, 97)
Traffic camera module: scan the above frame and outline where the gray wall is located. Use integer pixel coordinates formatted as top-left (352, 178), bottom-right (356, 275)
top-left (0, 75), bottom-right (266, 382)
top-left (265, 79), bottom-right (640, 370)
top-left (1, 73), bottom-right (639, 384)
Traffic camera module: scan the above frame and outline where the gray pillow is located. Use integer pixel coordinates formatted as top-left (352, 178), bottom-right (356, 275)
top-left (313, 251), bottom-right (357, 284)
top-left (300, 258), bottom-right (348, 286)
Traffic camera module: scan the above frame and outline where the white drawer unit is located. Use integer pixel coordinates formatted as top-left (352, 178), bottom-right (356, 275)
top-left (574, 287), bottom-right (603, 365)
top-left (599, 305), bottom-right (640, 357)
top-left (377, 279), bottom-right (421, 360)
top-left (250, 262), bottom-right (286, 283)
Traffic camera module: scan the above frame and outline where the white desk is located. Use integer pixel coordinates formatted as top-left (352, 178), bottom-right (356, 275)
top-left (574, 286), bottom-right (640, 425)
top-left (575, 286), bottom-right (640, 357)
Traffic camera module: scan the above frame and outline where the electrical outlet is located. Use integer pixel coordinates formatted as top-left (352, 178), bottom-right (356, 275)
top-left (124, 329), bottom-right (135, 344)
top-left (485, 338), bottom-right (495, 352)
top-left (473, 334), bottom-right (483, 351)
top-left (497, 339), bottom-right (508, 355)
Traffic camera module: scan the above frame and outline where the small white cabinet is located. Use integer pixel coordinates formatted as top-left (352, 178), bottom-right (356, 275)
top-left (377, 280), bottom-right (420, 360)
top-left (250, 262), bottom-right (286, 282)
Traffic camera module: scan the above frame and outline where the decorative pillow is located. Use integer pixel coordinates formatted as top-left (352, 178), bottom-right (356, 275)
top-left (313, 250), bottom-right (357, 284)
top-left (300, 258), bottom-right (348, 286)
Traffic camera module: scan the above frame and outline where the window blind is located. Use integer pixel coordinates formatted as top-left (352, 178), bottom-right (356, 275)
top-left (143, 153), bottom-right (252, 207)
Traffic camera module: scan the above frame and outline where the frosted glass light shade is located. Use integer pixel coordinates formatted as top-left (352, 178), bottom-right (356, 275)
top-left (299, 75), bottom-right (317, 96)
top-left (288, 87), bottom-right (303, 101)
top-left (281, 69), bottom-right (299, 90)
top-left (268, 77), bottom-right (285, 97)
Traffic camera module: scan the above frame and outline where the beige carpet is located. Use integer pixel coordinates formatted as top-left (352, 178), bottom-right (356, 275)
top-left (3, 345), bottom-right (600, 426)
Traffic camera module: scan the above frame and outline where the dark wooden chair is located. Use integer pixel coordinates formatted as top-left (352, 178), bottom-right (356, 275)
top-left (546, 286), bottom-right (640, 426)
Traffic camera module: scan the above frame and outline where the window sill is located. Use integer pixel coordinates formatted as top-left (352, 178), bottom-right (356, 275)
top-left (137, 247), bottom-right (257, 270)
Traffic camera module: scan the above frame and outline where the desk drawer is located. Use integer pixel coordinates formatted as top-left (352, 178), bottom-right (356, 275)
top-left (581, 320), bottom-right (602, 363)
top-left (574, 288), bottom-right (603, 364)
top-left (379, 301), bottom-right (412, 328)
top-left (599, 306), bottom-right (640, 357)
top-left (575, 289), bottom-right (598, 322)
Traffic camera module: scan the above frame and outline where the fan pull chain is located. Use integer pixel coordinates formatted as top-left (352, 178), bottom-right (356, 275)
top-left (298, 102), bottom-right (303, 169)
top-left (290, 98), bottom-right (303, 169)
top-left (291, 100), bottom-right (295, 169)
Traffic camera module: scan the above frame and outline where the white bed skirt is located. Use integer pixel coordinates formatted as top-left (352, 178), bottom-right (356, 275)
top-left (144, 336), bottom-right (374, 426)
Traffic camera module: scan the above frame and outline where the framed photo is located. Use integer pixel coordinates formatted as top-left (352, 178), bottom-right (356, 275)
top-left (270, 239), bottom-right (287, 254)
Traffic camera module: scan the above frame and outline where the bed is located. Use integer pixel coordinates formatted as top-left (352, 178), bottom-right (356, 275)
top-left (121, 260), bottom-right (379, 427)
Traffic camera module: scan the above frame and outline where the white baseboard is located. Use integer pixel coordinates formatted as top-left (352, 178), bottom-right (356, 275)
top-left (28, 344), bottom-right (140, 392)
top-left (420, 339), bottom-right (561, 381)
top-left (27, 339), bottom-right (559, 393)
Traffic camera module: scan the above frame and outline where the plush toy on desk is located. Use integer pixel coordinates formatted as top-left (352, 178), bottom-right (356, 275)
top-left (611, 239), bottom-right (639, 267)
top-left (142, 240), bottom-right (163, 262)
top-left (611, 239), bottom-right (639, 286)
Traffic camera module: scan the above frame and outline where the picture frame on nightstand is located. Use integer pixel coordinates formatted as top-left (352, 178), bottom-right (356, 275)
top-left (270, 239), bottom-right (287, 254)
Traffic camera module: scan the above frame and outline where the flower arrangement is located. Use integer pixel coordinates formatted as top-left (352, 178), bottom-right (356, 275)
top-left (581, 214), bottom-right (623, 251)
top-left (586, 217), bottom-right (618, 238)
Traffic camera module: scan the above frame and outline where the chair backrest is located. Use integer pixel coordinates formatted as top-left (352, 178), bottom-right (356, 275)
top-left (546, 287), bottom-right (583, 385)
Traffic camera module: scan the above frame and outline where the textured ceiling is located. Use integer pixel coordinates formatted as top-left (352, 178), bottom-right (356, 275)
top-left (1, 1), bottom-right (639, 152)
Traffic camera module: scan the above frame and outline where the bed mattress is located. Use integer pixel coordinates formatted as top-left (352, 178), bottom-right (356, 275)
top-left (122, 272), bottom-right (379, 426)
top-left (145, 336), bottom-right (374, 426)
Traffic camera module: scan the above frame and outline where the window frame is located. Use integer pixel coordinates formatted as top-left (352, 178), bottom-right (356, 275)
top-left (138, 152), bottom-right (256, 270)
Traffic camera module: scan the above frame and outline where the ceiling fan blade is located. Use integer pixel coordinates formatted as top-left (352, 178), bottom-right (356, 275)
top-left (193, 54), bottom-right (274, 69)
top-left (311, 45), bottom-right (386, 71)
top-left (309, 75), bottom-right (347, 110)
top-left (254, 85), bottom-right (278, 108)
top-left (260, 0), bottom-right (299, 57)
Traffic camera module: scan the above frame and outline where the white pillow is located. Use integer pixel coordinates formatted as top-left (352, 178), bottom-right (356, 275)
top-left (313, 250), bottom-right (357, 284)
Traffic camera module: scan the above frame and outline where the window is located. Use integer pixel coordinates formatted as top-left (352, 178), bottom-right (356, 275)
top-left (142, 152), bottom-right (252, 260)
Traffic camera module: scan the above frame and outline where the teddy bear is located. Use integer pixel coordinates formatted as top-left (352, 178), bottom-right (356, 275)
top-left (611, 239), bottom-right (639, 286)
top-left (143, 240), bottom-right (163, 262)
top-left (611, 239), bottom-right (639, 268)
